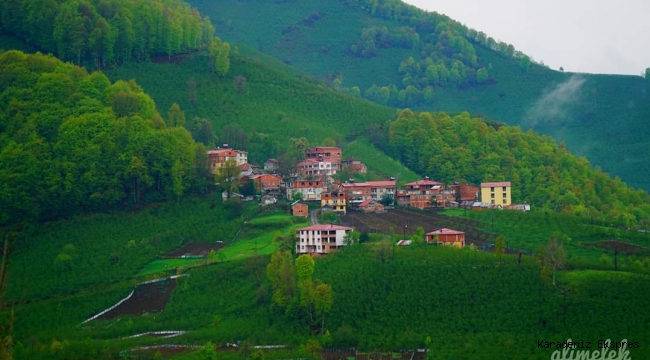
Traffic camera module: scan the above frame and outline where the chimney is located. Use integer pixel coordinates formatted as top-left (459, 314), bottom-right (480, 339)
top-left (424, 176), bottom-right (429, 181)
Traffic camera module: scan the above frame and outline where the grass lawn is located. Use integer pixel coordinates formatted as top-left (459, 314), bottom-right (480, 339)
top-left (136, 258), bottom-right (204, 277)
top-left (248, 214), bottom-right (295, 226)
top-left (218, 221), bottom-right (309, 261)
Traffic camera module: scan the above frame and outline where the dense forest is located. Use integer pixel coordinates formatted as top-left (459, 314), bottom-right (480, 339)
top-left (0, 0), bottom-right (215, 67)
top-left (0, 50), bottom-right (210, 226)
top-left (380, 109), bottom-right (650, 227)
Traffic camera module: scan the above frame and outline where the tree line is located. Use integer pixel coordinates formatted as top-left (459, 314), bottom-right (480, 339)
top-left (0, 51), bottom-right (211, 226)
top-left (0, 0), bottom-right (216, 68)
top-left (381, 109), bottom-right (650, 228)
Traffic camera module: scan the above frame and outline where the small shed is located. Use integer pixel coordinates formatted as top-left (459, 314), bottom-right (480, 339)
top-left (358, 199), bottom-right (385, 213)
top-left (426, 228), bottom-right (465, 248)
top-left (291, 201), bottom-right (308, 217)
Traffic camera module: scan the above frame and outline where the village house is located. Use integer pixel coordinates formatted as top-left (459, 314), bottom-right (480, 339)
top-left (358, 199), bottom-right (385, 213)
top-left (342, 158), bottom-right (367, 174)
top-left (450, 183), bottom-right (479, 202)
top-left (207, 146), bottom-right (248, 170)
top-left (295, 224), bottom-right (353, 255)
top-left (480, 181), bottom-right (512, 206)
top-left (239, 163), bottom-right (255, 177)
top-left (264, 158), bottom-right (279, 172)
top-left (249, 174), bottom-right (282, 193)
top-left (426, 228), bottom-right (465, 248)
top-left (260, 195), bottom-right (277, 206)
top-left (296, 146), bottom-right (343, 176)
top-left (321, 192), bottom-right (346, 214)
top-left (291, 201), bottom-right (309, 217)
top-left (286, 180), bottom-right (327, 201)
top-left (398, 177), bottom-right (444, 209)
top-left (340, 180), bottom-right (396, 205)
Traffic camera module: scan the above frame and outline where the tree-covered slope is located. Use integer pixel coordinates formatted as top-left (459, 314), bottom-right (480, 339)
top-left (0, 0), bottom-right (215, 67)
top-left (188, 0), bottom-right (650, 191)
top-left (384, 109), bottom-right (650, 227)
top-left (0, 50), bottom-right (209, 225)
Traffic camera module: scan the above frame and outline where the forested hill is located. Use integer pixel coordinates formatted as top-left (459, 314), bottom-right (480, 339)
top-left (188, 0), bottom-right (650, 191)
top-left (0, 0), bottom-right (215, 67)
top-left (0, 51), bottom-right (209, 225)
top-left (383, 109), bottom-right (650, 227)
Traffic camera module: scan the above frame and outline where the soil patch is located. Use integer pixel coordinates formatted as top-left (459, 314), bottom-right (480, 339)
top-left (166, 242), bottom-right (225, 258)
top-left (585, 240), bottom-right (647, 254)
top-left (342, 209), bottom-right (497, 249)
top-left (96, 278), bottom-right (176, 320)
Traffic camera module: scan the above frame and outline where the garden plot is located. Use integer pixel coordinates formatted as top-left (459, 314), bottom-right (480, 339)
top-left (342, 209), bottom-right (497, 248)
top-left (87, 276), bottom-right (182, 321)
top-left (586, 240), bottom-right (649, 255)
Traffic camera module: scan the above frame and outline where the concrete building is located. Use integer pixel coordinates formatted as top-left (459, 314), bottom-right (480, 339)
top-left (296, 224), bottom-right (353, 255)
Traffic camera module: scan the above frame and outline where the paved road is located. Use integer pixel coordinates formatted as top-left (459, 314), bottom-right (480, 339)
top-left (310, 208), bottom-right (320, 225)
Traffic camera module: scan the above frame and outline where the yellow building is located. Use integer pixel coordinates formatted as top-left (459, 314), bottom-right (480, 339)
top-left (480, 182), bottom-right (511, 206)
top-left (321, 192), bottom-right (346, 214)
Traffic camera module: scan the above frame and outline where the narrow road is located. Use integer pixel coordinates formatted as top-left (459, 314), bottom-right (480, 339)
top-left (310, 208), bottom-right (320, 225)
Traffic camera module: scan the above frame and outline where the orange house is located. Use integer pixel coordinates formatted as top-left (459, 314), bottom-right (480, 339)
top-left (291, 201), bottom-right (308, 217)
top-left (249, 174), bottom-right (281, 192)
top-left (426, 228), bottom-right (465, 248)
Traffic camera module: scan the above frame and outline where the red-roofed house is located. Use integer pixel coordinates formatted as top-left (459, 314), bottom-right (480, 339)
top-left (480, 181), bottom-right (512, 206)
top-left (207, 147), bottom-right (248, 170)
top-left (249, 174), bottom-right (282, 193)
top-left (399, 177), bottom-right (445, 209)
top-left (342, 158), bottom-right (367, 174)
top-left (426, 228), bottom-right (465, 248)
top-left (296, 224), bottom-right (353, 255)
top-left (340, 180), bottom-right (396, 204)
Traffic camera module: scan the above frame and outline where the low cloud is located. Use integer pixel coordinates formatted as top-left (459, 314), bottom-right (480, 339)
top-left (524, 75), bottom-right (586, 128)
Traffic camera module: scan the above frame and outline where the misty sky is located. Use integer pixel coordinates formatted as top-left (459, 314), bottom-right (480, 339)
top-left (402, 0), bottom-right (650, 76)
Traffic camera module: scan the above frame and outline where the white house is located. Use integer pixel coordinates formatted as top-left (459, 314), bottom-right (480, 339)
top-left (295, 224), bottom-right (353, 255)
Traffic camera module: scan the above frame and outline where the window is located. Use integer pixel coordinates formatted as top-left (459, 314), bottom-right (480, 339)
top-left (490, 187), bottom-right (495, 192)
top-left (491, 199), bottom-right (495, 204)
top-left (491, 193), bottom-right (495, 199)
top-left (503, 186), bottom-right (507, 192)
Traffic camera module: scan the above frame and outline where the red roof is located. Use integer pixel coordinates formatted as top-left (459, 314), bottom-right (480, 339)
top-left (239, 163), bottom-right (252, 170)
top-left (207, 148), bottom-right (236, 156)
top-left (406, 179), bottom-right (444, 186)
top-left (366, 180), bottom-right (395, 187)
top-left (481, 182), bottom-right (511, 188)
top-left (358, 199), bottom-right (374, 207)
top-left (297, 224), bottom-right (352, 231)
top-left (426, 228), bottom-right (465, 236)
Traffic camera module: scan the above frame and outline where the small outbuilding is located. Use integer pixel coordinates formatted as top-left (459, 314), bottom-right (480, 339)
top-left (358, 199), bottom-right (385, 213)
top-left (426, 228), bottom-right (465, 248)
top-left (291, 201), bottom-right (308, 217)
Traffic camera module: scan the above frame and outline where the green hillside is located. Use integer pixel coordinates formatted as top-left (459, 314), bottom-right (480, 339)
top-left (104, 48), bottom-right (401, 169)
top-left (189, 0), bottom-right (650, 191)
